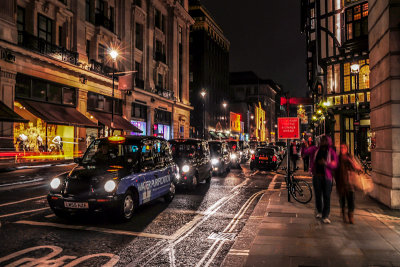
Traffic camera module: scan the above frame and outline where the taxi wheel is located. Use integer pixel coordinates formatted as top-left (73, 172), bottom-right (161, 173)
top-left (164, 182), bottom-right (176, 203)
top-left (119, 190), bottom-right (137, 221)
top-left (206, 170), bottom-right (212, 183)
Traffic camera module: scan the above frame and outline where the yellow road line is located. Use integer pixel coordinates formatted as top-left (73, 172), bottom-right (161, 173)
top-left (14, 220), bottom-right (173, 240)
top-left (0, 207), bottom-right (49, 218)
top-left (0, 195), bottom-right (47, 207)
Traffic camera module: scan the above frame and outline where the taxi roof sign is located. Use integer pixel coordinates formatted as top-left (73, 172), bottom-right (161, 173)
top-left (108, 136), bottom-right (126, 143)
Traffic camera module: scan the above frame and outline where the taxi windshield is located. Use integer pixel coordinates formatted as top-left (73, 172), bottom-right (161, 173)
top-left (170, 142), bottom-right (199, 158)
top-left (82, 139), bottom-right (140, 167)
top-left (209, 143), bottom-right (222, 155)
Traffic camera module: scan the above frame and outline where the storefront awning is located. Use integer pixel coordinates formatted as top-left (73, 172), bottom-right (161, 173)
top-left (89, 111), bottom-right (142, 133)
top-left (0, 101), bottom-right (28, 123)
top-left (17, 100), bottom-right (98, 128)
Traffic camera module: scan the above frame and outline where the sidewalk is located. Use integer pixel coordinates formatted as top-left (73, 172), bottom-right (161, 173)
top-left (223, 162), bottom-right (400, 267)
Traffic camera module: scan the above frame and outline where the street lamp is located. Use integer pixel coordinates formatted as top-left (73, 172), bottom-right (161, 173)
top-left (351, 62), bottom-right (360, 156)
top-left (109, 49), bottom-right (119, 136)
top-left (201, 90), bottom-right (206, 139)
top-left (222, 102), bottom-right (228, 131)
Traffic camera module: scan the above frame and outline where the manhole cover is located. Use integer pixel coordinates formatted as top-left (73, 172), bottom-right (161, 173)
top-left (208, 232), bottom-right (237, 241)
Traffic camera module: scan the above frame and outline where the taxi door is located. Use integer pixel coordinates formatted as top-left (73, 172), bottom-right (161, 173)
top-left (151, 140), bottom-right (171, 199)
top-left (140, 140), bottom-right (158, 204)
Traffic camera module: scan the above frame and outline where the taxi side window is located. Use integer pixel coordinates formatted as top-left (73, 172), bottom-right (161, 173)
top-left (141, 141), bottom-right (154, 171)
top-left (202, 142), bottom-right (210, 158)
top-left (161, 141), bottom-right (173, 164)
top-left (153, 140), bottom-right (165, 168)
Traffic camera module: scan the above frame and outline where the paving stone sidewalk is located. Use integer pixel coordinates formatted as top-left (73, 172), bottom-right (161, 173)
top-left (223, 168), bottom-right (400, 267)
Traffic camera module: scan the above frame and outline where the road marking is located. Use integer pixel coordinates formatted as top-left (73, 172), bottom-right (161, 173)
top-left (228, 249), bottom-right (250, 256)
top-left (14, 220), bottom-right (173, 240)
top-left (45, 214), bottom-right (56, 218)
top-left (0, 207), bottom-right (49, 218)
top-left (0, 178), bottom-right (44, 188)
top-left (0, 245), bottom-right (119, 266)
top-left (0, 195), bottom-right (47, 207)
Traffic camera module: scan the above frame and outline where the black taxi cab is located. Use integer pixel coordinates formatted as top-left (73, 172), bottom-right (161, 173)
top-left (169, 139), bottom-right (212, 189)
top-left (250, 147), bottom-right (280, 171)
top-left (47, 136), bottom-right (177, 221)
top-left (208, 140), bottom-right (231, 176)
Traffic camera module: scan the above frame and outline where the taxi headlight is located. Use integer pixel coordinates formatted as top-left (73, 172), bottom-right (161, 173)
top-left (182, 165), bottom-right (190, 173)
top-left (250, 149), bottom-right (255, 154)
top-left (104, 180), bottom-right (117, 192)
top-left (240, 151), bottom-right (243, 155)
top-left (211, 158), bottom-right (219, 165)
top-left (50, 178), bottom-right (61, 189)
top-left (230, 153), bottom-right (237, 160)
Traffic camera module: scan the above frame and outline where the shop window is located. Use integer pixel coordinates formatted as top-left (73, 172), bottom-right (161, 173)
top-left (63, 87), bottom-right (76, 105)
top-left (38, 14), bottom-right (53, 43)
top-left (359, 65), bottom-right (370, 90)
top-left (343, 95), bottom-right (348, 105)
top-left (327, 65), bottom-right (333, 94)
top-left (15, 74), bottom-right (31, 98)
top-left (334, 64), bottom-right (341, 93)
top-left (104, 97), bottom-right (113, 113)
top-left (32, 79), bottom-right (47, 100)
top-left (48, 84), bottom-right (62, 103)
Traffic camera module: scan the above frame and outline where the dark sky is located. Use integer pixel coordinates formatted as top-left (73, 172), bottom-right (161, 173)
top-left (201, 0), bottom-right (307, 97)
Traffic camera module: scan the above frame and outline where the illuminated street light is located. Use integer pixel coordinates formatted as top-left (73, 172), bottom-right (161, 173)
top-left (312, 116), bottom-right (317, 120)
top-left (251, 115), bottom-right (254, 120)
top-left (109, 49), bottom-right (119, 135)
top-left (200, 91), bottom-right (206, 98)
top-left (201, 90), bottom-right (206, 139)
top-left (317, 109), bottom-right (322, 114)
top-left (222, 102), bottom-right (227, 108)
top-left (350, 62), bottom-right (360, 74)
top-left (323, 101), bottom-right (331, 107)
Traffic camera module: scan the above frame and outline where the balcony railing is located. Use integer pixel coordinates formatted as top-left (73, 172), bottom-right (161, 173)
top-left (18, 31), bottom-right (78, 65)
top-left (95, 13), bottom-right (114, 33)
top-left (154, 52), bottom-right (166, 64)
top-left (135, 78), bottom-right (144, 89)
top-left (155, 86), bottom-right (174, 100)
top-left (89, 59), bottom-right (115, 77)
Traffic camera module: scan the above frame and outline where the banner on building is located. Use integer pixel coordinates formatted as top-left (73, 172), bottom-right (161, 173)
top-left (230, 112), bottom-right (241, 133)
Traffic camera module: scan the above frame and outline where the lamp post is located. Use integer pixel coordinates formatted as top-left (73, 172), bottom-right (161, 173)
top-left (109, 49), bottom-right (118, 136)
top-left (201, 90), bottom-right (206, 139)
top-left (222, 102), bottom-right (228, 131)
top-left (351, 62), bottom-right (360, 156)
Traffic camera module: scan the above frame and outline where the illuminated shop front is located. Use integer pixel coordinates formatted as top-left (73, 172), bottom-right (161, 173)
top-left (131, 103), bottom-right (147, 136)
top-left (154, 109), bottom-right (171, 140)
top-left (14, 74), bottom-right (98, 159)
top-left (255, 102), bottom-right (266, 141)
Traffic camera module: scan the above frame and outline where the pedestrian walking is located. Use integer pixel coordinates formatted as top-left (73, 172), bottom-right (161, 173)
top-left (335, 143), bottom-right (362, 224)
top-left (302, 135), bottom-right (338, 224)
top-left (301, 139), bottom-right (309, 171)
top-left (289, 141), bottom-right (298, 172)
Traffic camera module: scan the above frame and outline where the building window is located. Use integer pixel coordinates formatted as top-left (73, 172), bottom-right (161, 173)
top-left (58, 26), bottom-right (63, 47)
top-left (345, 3), bottom-right (368, 41)
top-left (85, 0), bottom-right (91, 21)
top-left (334, 64), bottom-right (341, 93)
top-left (134, 0), bottom-right (142, 7)
top-left (135, 23), bottom-right (143, 51)
top-left (98, 44), bottom-right (105, 62)
top-left (131, 103), bottom-right (147, 119)
top-left (157, 73), bottom-right (163, 88)
top-left (344, 60), bottom-right (369, 92)
top-left (17, 6), bottom-right (25, 32)
top-left (327, 65), bottom-right (333, 94)
top-left (38, 14), bottom-right (53, 43)
top-left (87, 92), bottom-right (121, 114)
top-left (95, 0), bottom-right (105, 15)
top-left (109, 6), bottom-right (114, 31)
top-left (155, 9), bottom-right (161, 29)
top-left (86, 40), bottom-right (90, 58)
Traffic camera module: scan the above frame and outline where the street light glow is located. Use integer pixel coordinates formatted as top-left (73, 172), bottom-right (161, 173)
top-left (200, 91), bottom-right (206, 97)
top-left (222, 102), bottom-right (227, 108)
top-left (109, 49), bottom-right (119, 60)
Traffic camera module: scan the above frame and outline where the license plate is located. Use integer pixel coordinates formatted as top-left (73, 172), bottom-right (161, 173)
top-left (259, 157), bottom-right (268, 160)
top-left (64, 201), bottom-right (89, 209)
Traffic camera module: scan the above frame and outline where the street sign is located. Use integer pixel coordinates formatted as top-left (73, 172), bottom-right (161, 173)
top-left (278, 117), bottom-right (300, 139)
top-left (280, 97), bottom-right (313, 105)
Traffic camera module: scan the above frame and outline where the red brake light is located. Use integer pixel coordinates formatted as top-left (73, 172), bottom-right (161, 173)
top-left (251, 154), bottom-right (255, 160)
top-left (272, 156), bottom-right (277, 162)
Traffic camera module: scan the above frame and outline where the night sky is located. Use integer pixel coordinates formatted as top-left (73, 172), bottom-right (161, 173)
top-left (201, 0), bottom-right (307, 97)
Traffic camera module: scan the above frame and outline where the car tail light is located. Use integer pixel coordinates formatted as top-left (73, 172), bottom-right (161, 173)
top-left (251, 154), bottom-right (255, 160)
top-left (272, 156), bottom-right (277, 162)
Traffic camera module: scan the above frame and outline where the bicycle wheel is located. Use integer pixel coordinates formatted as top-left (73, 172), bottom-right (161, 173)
top-left (290, 179), bottom-right (312, 204)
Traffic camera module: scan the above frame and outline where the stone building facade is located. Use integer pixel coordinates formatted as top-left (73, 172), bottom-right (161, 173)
top-left (368, 0), bottom-right (400, 208)
top-left (0, 0), bottom-right (193, 156)
top-left (188, 0), bottom-right (230, 138)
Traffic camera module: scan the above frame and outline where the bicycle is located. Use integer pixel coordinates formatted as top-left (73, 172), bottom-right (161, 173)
top-left (360, 158), bottom-right (372, 175)
top-left (281, 167), bottom-right (313, 204)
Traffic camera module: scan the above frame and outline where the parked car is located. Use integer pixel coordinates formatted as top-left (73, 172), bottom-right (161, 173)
top-left (208, 140), bottom-right (231, 176)
top-left (47, 136), bottom-right (177, 221)
top-left (169, 139), bottom-right (212, 189)
top-left (227, 140), bottom-right (242, 168)
top-left (250, 147), bottom-right (280, 171)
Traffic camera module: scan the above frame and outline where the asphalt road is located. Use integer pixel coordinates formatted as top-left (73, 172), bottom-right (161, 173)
top-left (0, 162), bottom-right (279, 267)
